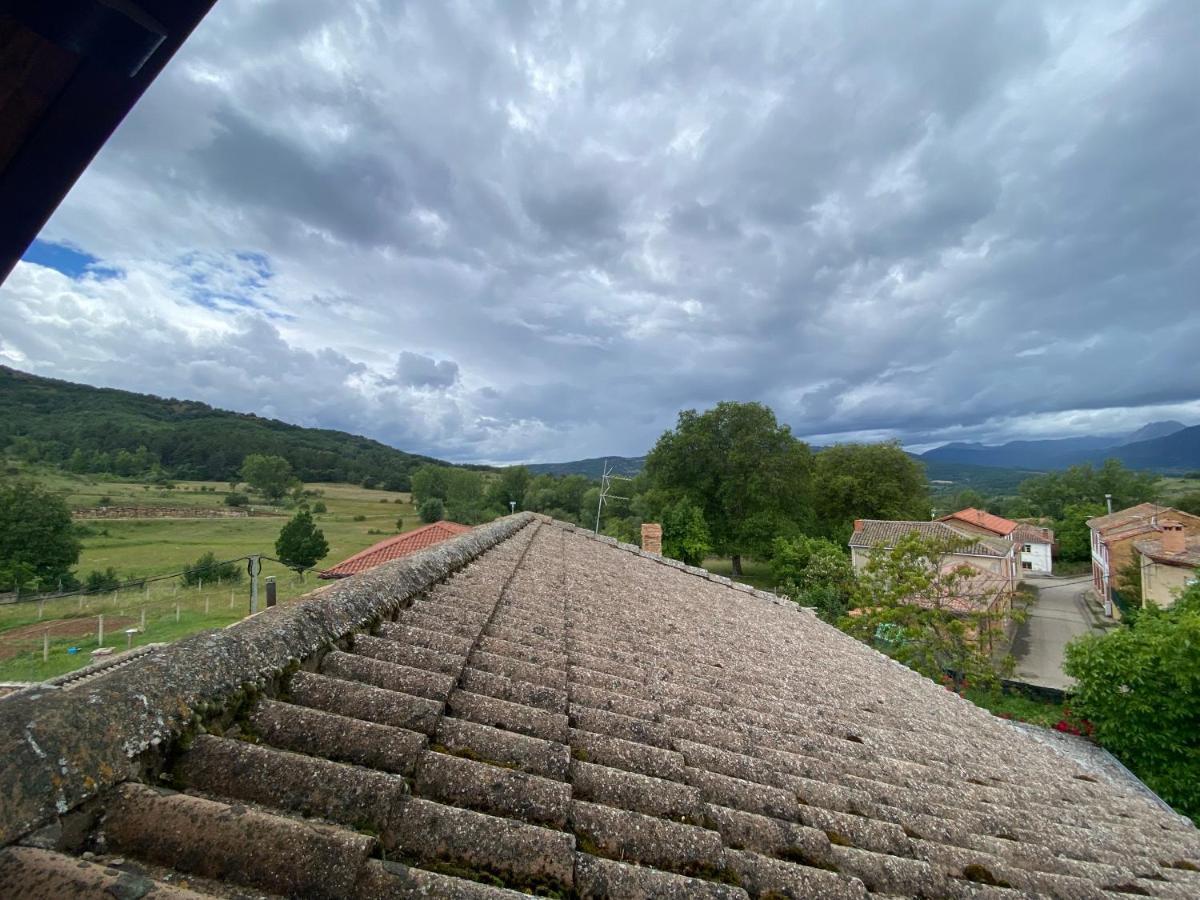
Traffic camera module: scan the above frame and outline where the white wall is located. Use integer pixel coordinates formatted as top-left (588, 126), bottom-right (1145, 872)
top-left (1020, 541), bottom-right (1052, 574)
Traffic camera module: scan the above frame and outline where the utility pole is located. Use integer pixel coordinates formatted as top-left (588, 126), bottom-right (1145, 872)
top-left (249, 555), bottom-right (262, 614)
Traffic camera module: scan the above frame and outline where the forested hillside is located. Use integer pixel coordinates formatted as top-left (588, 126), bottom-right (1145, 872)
top-left (0, 366), bottom-right (468, 489)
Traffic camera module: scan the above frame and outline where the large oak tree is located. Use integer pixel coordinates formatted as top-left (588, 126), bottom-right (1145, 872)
top-left (644, 402), bottom-right (812, 575)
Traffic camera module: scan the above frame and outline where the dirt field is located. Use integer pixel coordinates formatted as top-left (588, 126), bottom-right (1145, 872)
top-left (0, 616), bottom-right (136, 661)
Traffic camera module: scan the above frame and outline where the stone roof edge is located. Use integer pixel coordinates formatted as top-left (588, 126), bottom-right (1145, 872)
top-left (0, 512), bottom-right (536, 848)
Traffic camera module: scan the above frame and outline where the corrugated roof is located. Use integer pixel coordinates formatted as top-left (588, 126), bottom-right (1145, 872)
top-left (849, 520), bottom-right (1013, 557)
top-left (938, 508), bottom-right (1018, 537)
top-left (319, 520), bottom-right (473, 578)
top-left (2, 514), bottom-right (1197, 898)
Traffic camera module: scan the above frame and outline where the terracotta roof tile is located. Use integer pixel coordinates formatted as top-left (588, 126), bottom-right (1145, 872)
top-left (1134, 536), bottom-right (1200, 567)
top-left (319, 520), bottom-right (473, 577)
top-left (1012, 522), bottom-right (1054, 544)
top-left (849, 519), bottom-right (1013, 557)
top-left (2, 514), bottom-right (1198, 899)
top-left (1086, 503), bottom-right (1200, 537)
top-left (938, 507), bottom-right (1018, 536)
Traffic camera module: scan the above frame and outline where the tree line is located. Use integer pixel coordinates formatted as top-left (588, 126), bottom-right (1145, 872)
top-left (0, 365), bottom-right (461, 490)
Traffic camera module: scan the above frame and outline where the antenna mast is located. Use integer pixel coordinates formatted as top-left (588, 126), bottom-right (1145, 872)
top-left (594, 458), bottom-right (631, 534)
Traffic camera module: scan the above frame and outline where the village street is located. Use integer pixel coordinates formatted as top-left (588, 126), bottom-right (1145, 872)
top-left (1010, 576), bottom-right (1110, 691)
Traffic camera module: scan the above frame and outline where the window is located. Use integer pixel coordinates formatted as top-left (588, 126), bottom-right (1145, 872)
top-left (1022, 561), bottom-right (1033, 570)
top-left (1022, 543), bottom-right (1032, 553)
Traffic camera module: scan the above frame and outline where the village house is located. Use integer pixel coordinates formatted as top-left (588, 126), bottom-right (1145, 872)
top-left (850, 519), bottom-right (1018, 591)
top-left (1134, 519), bottom-right (1200, 609)
top-left (319, 521), bottom-right (472, 579)
top-left (937, 507), bottom-right (1054, 575)
top-left (1087, 503), bottom-right (1200, 615)
top-left (848, 519), bottom-right (1018, 631)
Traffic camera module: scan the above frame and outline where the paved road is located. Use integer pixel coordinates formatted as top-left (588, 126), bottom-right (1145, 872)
top-left (1010, 577), bottom-right (1107, 690)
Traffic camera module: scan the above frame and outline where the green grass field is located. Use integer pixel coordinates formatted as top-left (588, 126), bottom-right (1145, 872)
top-left (1157, 475), bottom-right (1200, 502)
top-left (701, 557), bottom-right (775, 592)
top-left (0, 468), bottom-right (422, 681)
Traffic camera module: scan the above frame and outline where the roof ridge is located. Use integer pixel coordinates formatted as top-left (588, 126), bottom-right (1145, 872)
top-left (534, 515), bottom-right (807, 615)
top-left (0, 512), bottom-right (534, 845)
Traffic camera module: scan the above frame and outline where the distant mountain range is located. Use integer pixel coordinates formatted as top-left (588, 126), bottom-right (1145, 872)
top-left (918, 420), bottom-right (1195, 471)
top-left (523, 419), bottom-right (1200, 485)
top-left (525, 456), bottom-right (646, 478)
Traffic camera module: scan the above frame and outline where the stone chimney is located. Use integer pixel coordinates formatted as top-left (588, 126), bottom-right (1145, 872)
top-left (1160, 520), bottom-right (1186, 555)
top-left (640, 523), bottom-right (663, 555)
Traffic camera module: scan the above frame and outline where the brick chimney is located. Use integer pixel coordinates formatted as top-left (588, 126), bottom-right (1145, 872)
top-left (853, 519), bottom-right (864, 533)
top-left (641, 523), bottom-right (663, 555)
top-left (1160, 520), bottom-right (1186, 555)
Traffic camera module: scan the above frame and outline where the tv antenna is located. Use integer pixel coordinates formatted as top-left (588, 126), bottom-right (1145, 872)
top-left (594, 459), bottom-right (632, 534)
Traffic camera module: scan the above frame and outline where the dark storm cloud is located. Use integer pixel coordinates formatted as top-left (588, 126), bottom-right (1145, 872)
top-left (4, 0), bottom-right (1198, 462)
top-left (393, 351), bottom-right (460, 389)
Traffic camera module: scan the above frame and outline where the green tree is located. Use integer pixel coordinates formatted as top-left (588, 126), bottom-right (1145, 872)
top-left (842, 532), bottom-right (1019, 690)
top-left (1064, 583), bottom-right (1200, 823)
top-left (1054, 502), bottom-right (1106, 562)
top-left (0, 481), bottom-right (81, 591)
top-left (811, 442), bottom-right (930, 541)
top-left (419, 497), bottom-right (446, 523)
top-left (1114, 554), bottom-right (1143, 605)
top-left (661, 499), bottom-right (712, 566)
top-left (1019, 460), bottom-right (1158, 520)
top-left (113, 448), bottom-right (138, 477)
top-left (182, 551), bottom-right (244, 586)
top-left (411, 465), bottom-right (451, 503)
top-left (274, 509), bottom-right (329, 568)
top-left (1173, 491), bottom-right (1200, 517)
top-left (949, 488), bottom-right (986, 511)
top-left (67, 448), bottom-right (89, 474)
top-left (485, 466), bottom-right (531, 514)
top-left (644, 402), bottom-right (812, 576)
top-left (770, 535), bottom-right (855, 622)
top-left (241, 454), bottom-right (296, 501)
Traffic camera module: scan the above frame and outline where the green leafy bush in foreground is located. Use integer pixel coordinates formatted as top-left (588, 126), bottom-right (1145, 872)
top-left (1065, 582), bottom-right (1200, 823)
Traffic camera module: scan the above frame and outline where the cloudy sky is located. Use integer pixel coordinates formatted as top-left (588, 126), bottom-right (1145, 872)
top-left (2, 0), bottom-right (1198, 463)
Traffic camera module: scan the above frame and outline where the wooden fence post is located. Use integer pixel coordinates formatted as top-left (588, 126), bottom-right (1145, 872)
top-left (98, 614), bottom-right (105, 647)
top-left (43, 630), bottom-right (49, 662)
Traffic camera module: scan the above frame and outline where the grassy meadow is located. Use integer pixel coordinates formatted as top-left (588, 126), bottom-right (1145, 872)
top-left (0, 467), bottom-right (420, 681)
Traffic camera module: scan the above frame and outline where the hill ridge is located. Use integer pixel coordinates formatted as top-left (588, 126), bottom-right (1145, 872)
top-left (0, 365), bottom-right (481, 489)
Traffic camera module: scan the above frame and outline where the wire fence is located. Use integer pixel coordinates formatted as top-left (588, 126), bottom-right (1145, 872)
top-left (0, 555), bottom-right (318, 683)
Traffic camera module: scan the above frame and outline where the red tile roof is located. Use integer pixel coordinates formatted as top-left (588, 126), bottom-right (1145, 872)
top-left (849, 519), bottom-right (1013, 557)
top-left (320, 521), bottom-right (473, 578)
top-left (937, 508), bottom-right (1018, 537)
top-left (1134, 535), bottom-right (1200, 567)
top-left (1087, 503), bottom-right (1200, 542)
top-left (1012, 522), bottom-right (1055, 545)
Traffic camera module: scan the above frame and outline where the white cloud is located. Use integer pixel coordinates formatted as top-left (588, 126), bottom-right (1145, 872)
top-left (2, 0), bottom-right (1197, 462)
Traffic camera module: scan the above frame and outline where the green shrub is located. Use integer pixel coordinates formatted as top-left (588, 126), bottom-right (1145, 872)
top-left (224, 491), bottom-right (249, 508)
top-left (1065, 583), bottom-right (1200, 823)
top-left (419, 498), bottom-right (446, 523)
top-left (312, 501), bottom-right (327, 513)
top-left (84, 567), bottom-right (121, 592)
top-left (182, 551), bottom-right (244, 586)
